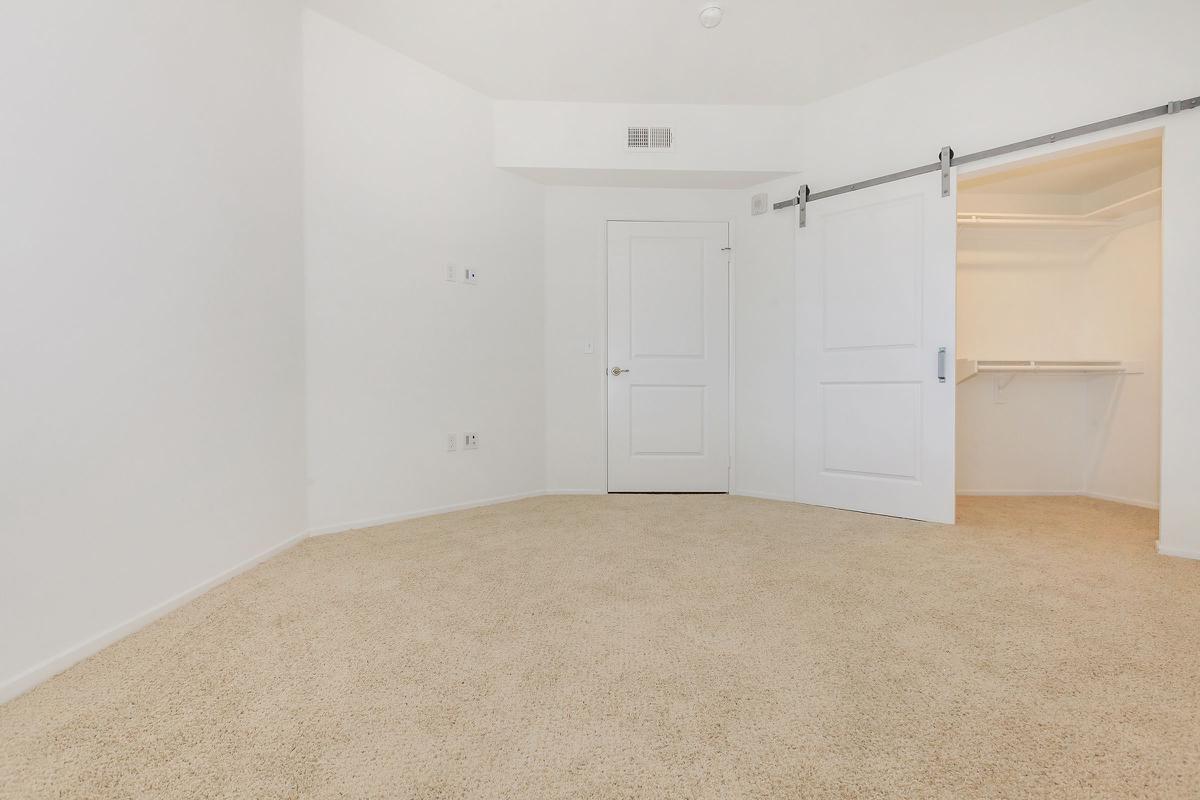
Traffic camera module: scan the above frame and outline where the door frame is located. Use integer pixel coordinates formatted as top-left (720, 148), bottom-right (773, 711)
top-left (603, 218), bottom-right (737, 494)
top-left (952, 120), bottom-right (1170, 529)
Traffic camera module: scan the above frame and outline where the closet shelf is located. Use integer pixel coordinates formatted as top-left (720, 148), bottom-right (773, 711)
top-left (957, 187), bottom-right (1161, 228)
top-left (956, 359), bottom-right (1144, 384)
top-left (957, 215), bottom-right (1118, 228)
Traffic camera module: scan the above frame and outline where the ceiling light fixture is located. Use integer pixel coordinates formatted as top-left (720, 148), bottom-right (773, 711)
top-left (699, 3), bottom-right (723, 29)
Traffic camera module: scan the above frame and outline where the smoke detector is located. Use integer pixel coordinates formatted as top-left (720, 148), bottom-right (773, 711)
top-left (699, 3), bottom-right (723, 28)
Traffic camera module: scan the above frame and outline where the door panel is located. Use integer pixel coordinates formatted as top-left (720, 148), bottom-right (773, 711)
top-left (630, 237), bottom-right (707, 357)
top-left (822, 382), bottom-right (921, 479)
top-left (608, 221), bottom-right (730, 492)
top-left (796, 175), bottom-right (955, 523)
top-left (630, 385), bottom-right (706, 455)
top-left (822, 196), bottom-right (923, 350)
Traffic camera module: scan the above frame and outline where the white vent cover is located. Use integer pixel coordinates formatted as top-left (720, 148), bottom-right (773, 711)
top-left (627, 126), bottom-right (672, 149)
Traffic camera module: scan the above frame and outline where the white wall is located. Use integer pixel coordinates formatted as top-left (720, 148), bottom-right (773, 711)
top-left (1083, 221), bottom-right (1162, 506)
top-left (304, 12), bottom-right (547, 533)
top-left (793, 0), bottom-right (1199, 193)
top-left (543, 187), bottom-right (741, 492)
top-left (0, 1), bottom-right (306, 698)
top-left (730, 176), bottom-right (799, 501)
top-left (957, 376), bottom-right (1092, 494)
top-left (495, 102), bottom-right (804, 176)
top-left (1158, 111), bottom-right (1200, 558)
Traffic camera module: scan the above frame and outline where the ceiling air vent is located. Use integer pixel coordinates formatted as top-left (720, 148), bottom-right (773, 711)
top-left (627, 126), bottom-right (673, 150)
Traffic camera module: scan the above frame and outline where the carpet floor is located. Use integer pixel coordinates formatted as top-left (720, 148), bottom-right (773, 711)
top-left (1, 495), bottom-right (1198, 799)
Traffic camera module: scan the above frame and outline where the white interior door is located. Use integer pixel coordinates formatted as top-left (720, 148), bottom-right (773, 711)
top-left (795, 173), bottom-right (956, 523)
top-left (607, 221), bottom-right (730, 492)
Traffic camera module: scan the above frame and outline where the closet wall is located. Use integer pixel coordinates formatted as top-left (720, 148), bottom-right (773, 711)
top-left (956, 145), bottom-right (1161, 506)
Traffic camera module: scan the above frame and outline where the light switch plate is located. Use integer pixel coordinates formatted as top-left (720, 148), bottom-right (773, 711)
top-left (463, 268), bottom-right (479, 284)
top-left (463, 432), bottom-right (479, 449)
top-left (751, 193), bottom-right (769, 216)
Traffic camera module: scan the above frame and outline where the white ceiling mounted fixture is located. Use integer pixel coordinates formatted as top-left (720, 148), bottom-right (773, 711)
top-left (698, 3), bottom-right (723, 29)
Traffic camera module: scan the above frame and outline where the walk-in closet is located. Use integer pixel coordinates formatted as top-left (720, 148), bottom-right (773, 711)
top-left (956, 134), bottom-right (1162, 509)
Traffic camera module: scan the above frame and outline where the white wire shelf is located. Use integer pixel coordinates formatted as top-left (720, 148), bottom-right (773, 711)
top-left (956, 359), bottom-right (1145, 384)
top-left (956, 187), bottom-right (1161, 229)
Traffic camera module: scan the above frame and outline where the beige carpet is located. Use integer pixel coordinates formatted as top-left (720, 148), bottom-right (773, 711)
top-left (2, 495), bottom-right (1199, 799)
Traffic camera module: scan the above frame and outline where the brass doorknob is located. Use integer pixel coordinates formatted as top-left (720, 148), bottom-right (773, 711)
top-left (611, 367), bottom-right (630, 376)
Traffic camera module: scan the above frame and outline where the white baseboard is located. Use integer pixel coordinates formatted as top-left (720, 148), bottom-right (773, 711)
top-left (1081, 491), bottom-right (1159, 510)
top-left (1157, 542), bottom-right (1200, 560)
top-left (957, 489), bottom-right (1083, 497)
top-left (307, 491), bottom-right (547, 537)
top-left (5, 492), bottom-right (550, 703)
top-left (957, 489), bottom-right (1159, 509)
top-left (0, 530), bottom-right (308, 706)
top-left (731, 489), bottom-right (796, 503)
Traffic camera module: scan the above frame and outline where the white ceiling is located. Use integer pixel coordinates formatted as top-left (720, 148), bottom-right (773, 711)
top-left (305, 0), bottom-right (1089, 106)
top-left (959, 136), bottom-right (1163, 195)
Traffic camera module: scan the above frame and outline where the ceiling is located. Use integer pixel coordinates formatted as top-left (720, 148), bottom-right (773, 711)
top-left (959, 136), bottom-right (1163, 196)
top-left (305, 0), bottom-right (1089, 106)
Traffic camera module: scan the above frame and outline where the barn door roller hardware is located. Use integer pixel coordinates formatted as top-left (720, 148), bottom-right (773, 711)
top-left (775, 93), bottom-right (1199, 229)
top-left (940, 146), bottom-right (954, 198)
top-left (771, 185), bottom-right (810, 226)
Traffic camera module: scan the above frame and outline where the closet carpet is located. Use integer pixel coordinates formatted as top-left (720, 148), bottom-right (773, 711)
top-left (2, 495), bottom-right (1198, 799)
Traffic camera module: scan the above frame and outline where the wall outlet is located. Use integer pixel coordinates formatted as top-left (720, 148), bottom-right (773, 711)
top-left (445, 263), bottom-right (457, 282)
top-left (446, 433), bottom-right (457, 452)
top-left (463, 268), bottom-right (479, 284)
top-left (463, 432), bottom-right (479, 450)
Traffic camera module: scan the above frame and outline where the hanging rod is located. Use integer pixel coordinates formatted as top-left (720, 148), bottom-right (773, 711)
top-left (774, 94), bottom-right (1200, 216)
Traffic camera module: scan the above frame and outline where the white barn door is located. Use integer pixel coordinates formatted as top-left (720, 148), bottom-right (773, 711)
top-left (607, 221), bottom-right (730, 492)
top-left (795, 174), bottom-right (956, 523)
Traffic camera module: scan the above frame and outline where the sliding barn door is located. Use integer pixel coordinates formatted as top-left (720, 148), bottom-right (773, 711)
top-left (795, 174), bottom-right (956, 523)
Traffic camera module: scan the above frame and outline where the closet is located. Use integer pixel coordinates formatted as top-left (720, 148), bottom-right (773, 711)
top-left (956, 134), bottom-right (1162, 508)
